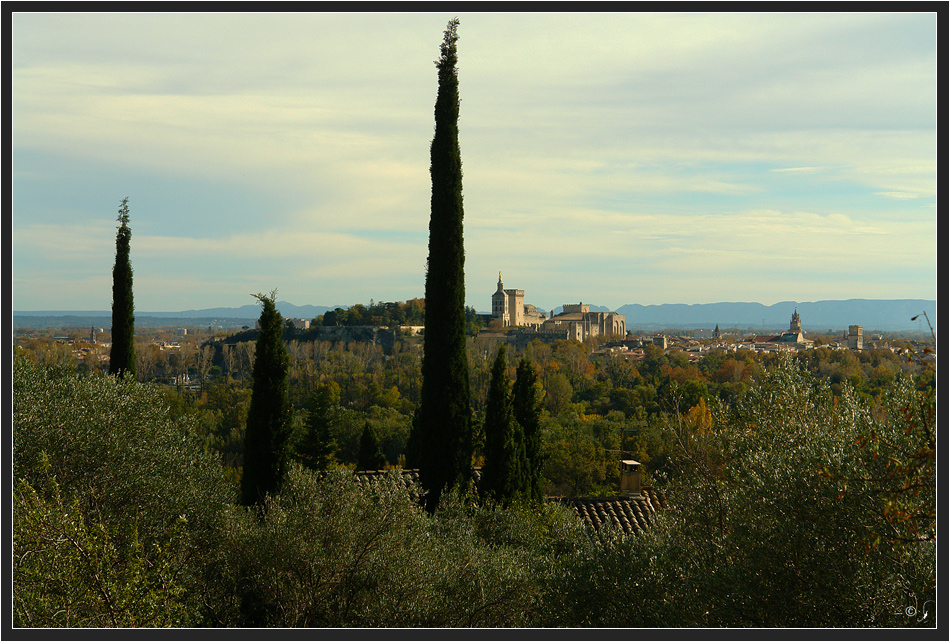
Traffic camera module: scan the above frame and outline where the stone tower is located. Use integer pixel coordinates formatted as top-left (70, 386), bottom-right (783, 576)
top-left (491, 272), bottom-right (524, 327)
top-left (789, 308), bottom-right (802, 334)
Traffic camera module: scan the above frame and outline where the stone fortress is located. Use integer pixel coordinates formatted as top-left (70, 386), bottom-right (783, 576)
top-left (490, 273), bottom-right (626, 342)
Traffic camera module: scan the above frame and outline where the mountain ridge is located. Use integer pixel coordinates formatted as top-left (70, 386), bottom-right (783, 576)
top-left (15, 298), bottom-right (936, 332)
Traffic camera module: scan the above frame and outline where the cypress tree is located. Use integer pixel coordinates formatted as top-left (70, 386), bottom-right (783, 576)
top-left (357, 422), bottom-right (388, 471)
top-left (414, 18), bottom-right (472, 511)
top-left (240, 291), bottom-right (292, 508)
top-left (513, 357), bottom-right (545, 504)
top-left (109, 197), bottom-right (136, 379)
top-left (297, 381), bottom-right (339, 472)
top-left (480, 344), bottom-right (523, 506)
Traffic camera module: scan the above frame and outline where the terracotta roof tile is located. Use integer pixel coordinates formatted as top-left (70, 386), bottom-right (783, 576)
top-left (352, 469), bottom-right (666, 538)
top-left (554, 489), bottom-right (666, 539)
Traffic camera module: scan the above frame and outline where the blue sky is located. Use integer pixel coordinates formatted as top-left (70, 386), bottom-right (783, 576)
top-left (11, 12), bottom-right (937, 313)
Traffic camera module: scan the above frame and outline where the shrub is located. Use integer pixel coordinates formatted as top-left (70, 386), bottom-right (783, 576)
top-left (13, 350), bottom-right (234, 625)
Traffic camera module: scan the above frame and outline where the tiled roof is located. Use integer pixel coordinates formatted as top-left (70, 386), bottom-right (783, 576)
top-left (353, 468), bottom-right (424, 501)
top-left (353, 469), bottom-right (666, 538)
top-left (554, 489), bottom-right (667, 538)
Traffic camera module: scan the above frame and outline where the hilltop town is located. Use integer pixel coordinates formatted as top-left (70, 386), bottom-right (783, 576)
top-left (13, 274), bottom-right (936, 383)
top-left (472, 273), bottom-right (933, 362)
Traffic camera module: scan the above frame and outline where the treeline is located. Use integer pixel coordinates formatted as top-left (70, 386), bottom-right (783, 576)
top-left (317, 298), bottom-right (426, 327)
top-left (13, 347), bottom-right (935, 627)
top-left (15, 329), bottom-right (934, 500)
top-left (149, 335), bottom-right (937, 498)
top-left (314, 298), bottom-right (485, 334)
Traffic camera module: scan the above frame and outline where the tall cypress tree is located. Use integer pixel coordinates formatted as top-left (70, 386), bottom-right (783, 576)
top-left (240, 292), bottom-right (292, 508)
top-left (414, 18), bottom-right (472, 512)
top-left (109, 197), bottom-right (135, 379)
top-left (480, 344), bottom-right (523, 505)
top-left (513, 357), bottom-right (545, 504)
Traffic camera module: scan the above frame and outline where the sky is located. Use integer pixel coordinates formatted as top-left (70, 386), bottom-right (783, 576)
top-left (10, 11), bottom-right (938, 313)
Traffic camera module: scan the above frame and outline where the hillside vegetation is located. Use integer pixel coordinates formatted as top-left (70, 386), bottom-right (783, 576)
top-left (13, 344), bottom-right (935, 627)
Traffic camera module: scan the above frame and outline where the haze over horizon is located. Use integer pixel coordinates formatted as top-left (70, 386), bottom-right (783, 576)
top-left (12, 12), bottom-right (937, 313)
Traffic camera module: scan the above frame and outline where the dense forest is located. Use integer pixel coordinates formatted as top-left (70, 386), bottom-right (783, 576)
top-left (14, 317), bottom-right (936, 499)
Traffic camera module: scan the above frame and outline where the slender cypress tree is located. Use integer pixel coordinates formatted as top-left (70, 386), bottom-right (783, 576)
top-left (109, 197), bottom-right (136, 379)
top-left (357, 422), bottom-right (388, 471)
top-left (480, 344), bottom-right (522, 505)
top-left (240, 291), bottom-right (292, 508)
top-left (513, 357), bottom-right (545, 504)
top-left (414, 18), bottom-right (472, 512)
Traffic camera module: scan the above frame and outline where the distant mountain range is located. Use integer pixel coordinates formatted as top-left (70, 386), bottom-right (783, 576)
top-left (613, 299), bottom-right (936, 332)
top-left (13, 298), bottom-right (936, 332)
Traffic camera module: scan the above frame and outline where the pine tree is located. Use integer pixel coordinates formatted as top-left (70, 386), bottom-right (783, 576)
top-left (480, 344), bottom-right (523, 505)
top-left (240, 292), bottom-right (292, 508)
top-left (357, 423), bottom-right (388, 471)
top-left (414, 18), bottom-right (472, 512)
top-left (109, 197), bottom-right (135, 379)
top-left (297, 381), bottom-right (339, 471)
top-left (513, 357), bottom-right (545, 504)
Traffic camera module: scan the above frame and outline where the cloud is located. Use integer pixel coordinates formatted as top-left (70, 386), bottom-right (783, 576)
top-left (874, 191), bottom-right (920, 200)
top-left (770, 167), bottom-right (822, 175)
top-left (11, 12), bottom-right (937, 311)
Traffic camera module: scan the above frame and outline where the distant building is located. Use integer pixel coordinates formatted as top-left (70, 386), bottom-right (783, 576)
top-left (486, 273), bottom-right (625, 343)
top-left (289, 318), bottom-right (310, 331)
top-left (491, 272), bottom-right (546, 328)
top-left (538, 303), bottom-right (626, 341)
top-left (749, 308), bottom-right (813, 351)
top-left (848, 325), bottom-right (864, 350)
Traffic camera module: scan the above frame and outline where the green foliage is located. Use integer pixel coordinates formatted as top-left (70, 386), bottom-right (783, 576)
top-left (203, 467), bottom-right (585, 627)
top-left (296, 381), bottom-right (339, 471)
top-left (480, 344), bottom-right (523, 505)
top-left (13, 344), bottom-right (935, 628)
top-left (241, 292), bottom-right (293, 507)
top-left (13, 350), bottom-right (234, 626)
top-left (109, 197), bottom-right (136, 379)
top-left (651, 358), bottom-right (936, 626)
top-left (543, 372), bottom-right (573, 416)
top-left (541, 422), bottom-right (607, 497)
top-left (416, 18), bottom-right (473, 511)
top-left (357, 423), bottom-right (388, 471)
top-left (512, 357), bottom-right (545, 504)
top-left (14, 464), bottom-right (190, 627)
top-left (319, 298), bottom-right (425, 327)
top-left (848, 359), bottom-right (936, 550)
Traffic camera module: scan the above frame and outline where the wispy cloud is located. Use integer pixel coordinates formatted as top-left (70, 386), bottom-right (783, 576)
top-left (11, 12), bottom-right (936, 311)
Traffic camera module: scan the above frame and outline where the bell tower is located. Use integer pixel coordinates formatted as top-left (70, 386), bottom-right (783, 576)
top-left (491, 272), bottom-right (507, 323)
top-left (790, 308), bottom-right (802, 334)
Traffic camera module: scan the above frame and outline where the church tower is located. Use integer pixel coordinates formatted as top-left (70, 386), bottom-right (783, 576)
top-left (490, 272), bottom-right (524, 327)
top-left (790, 308), bottom-right (802, 334)
top-left (492, 272), bottom-right (508, 323)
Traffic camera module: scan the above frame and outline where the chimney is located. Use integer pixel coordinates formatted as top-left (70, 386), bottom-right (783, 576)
top-left (619, 459), bottom-right (642, 497)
